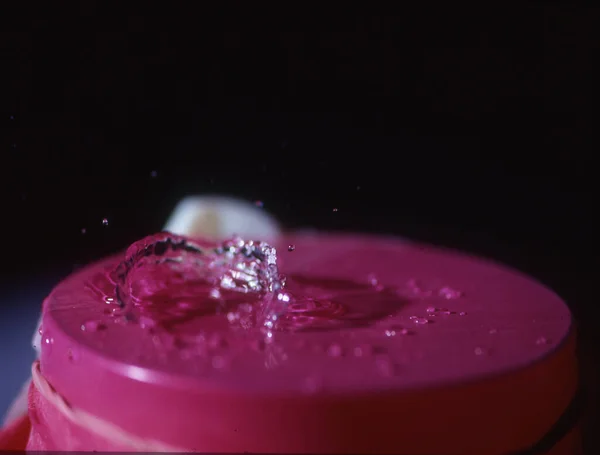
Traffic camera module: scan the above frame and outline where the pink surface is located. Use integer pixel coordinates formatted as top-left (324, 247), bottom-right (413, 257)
top-left (32, 232), bottom-right (576, 453)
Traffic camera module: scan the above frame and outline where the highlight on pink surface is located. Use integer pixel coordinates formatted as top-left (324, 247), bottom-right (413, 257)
top-left (25, 229), bottom-right (577, 453)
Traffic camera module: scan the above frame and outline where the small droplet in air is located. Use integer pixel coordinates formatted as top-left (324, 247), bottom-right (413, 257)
top-left (102, 218), bottom-right (109, 226)
top-left (9, 115), bottom-right (14, 120)
top-left (150, 170), bottom-right (158, 178)
top-left (288, 244), bottom-right (295, 252)
top-left (356, 186), bottom-right (361, 190)
top-left (332, 208), bottom-right (338, 212)
top-left (81, 228), bottom-right (87, 234)
top-left (254, 200), bottom-right (264, 208)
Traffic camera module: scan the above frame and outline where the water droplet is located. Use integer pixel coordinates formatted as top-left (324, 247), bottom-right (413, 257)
top-left (406, 279), bottom-right (433, 297)
top-left (102, 218), bottom-right (109, 226)
top-left (208, 333), bottom-right (228, 349)
top-left (327, 343), bottom-right (343, 357)
top-left (81, 228), bottom-right (87, 234)
top-left (254, 200), bottom-right (264, 208)
top-left (367, 274), bottom-right (385, 291)
top-left (385, 329), bottom-right (396, 337)
top-left (438, 287), bottom-right (463, 299)
top-left (138, 316), bottom-right (156, 329)
top-left (332, 208), bottom-right (338, 212)
top-left (250, 339), bottom-right (266, 352)
top-left (409, 316), bottom-right (430, 325)
top-left (42, 335), bottom-right (53, 355)
top-left (302, 375), bottom-right (322, 393)
top-left (474, 347), bottom-right (485, 356)
top-left (150, 170), bottom-right (158, 178)
top-left (66, 348), bottom-right (79, 363)
top-left (375, 355), bottom-right (395, 377)
top-left (353, 345), bottom-right (372, 357)
top-left (211, 356), bottom-right (227, 369)
top-left (536, 336), bottom-right (549, 346)
top-left (80, 320), bottom-right (107, 332)
top-left (288, 244), bottom-right (295, 252)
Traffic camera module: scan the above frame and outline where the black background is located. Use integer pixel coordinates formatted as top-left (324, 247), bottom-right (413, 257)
top-left (1, 3), bottom-right (597, 451)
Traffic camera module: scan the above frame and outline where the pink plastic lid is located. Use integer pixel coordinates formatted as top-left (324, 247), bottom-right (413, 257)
top-left (38, 232), bottom-right (576, 453)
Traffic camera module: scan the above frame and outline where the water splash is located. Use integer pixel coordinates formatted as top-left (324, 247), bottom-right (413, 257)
top-left (110, 233), bottom-right (286, 334)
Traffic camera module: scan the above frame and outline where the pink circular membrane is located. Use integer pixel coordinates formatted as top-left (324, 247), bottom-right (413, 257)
top-left (30, 232), bottom-right (577, 453)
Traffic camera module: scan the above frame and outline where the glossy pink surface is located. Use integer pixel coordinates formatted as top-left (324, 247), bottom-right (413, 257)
top-left (36, 232), bottom-right (574, 452)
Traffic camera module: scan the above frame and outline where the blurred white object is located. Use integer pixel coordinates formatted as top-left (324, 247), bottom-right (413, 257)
top-left (3, 195), bottom-right (281, 426)
top-left (164, 196), bottom-right (280, 241)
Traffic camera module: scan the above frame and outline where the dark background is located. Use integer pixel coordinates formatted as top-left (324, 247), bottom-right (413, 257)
top-left (1, 3), bottom-right (596, 451)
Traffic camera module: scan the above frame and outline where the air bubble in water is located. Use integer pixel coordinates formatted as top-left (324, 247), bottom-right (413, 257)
top-left (385, 329), bottom-right (396, 337)
top-left (288, 244), bottom-right (295, 252)
top-left (459, 311), bottom-right (467, 316)
top-left (409, 316), bottom-right (429, 325)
